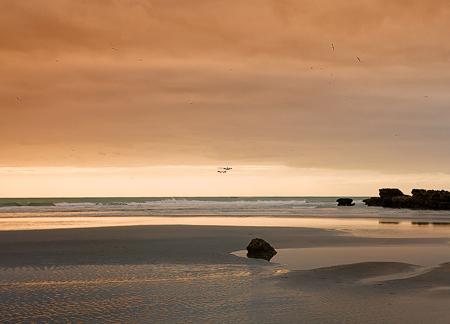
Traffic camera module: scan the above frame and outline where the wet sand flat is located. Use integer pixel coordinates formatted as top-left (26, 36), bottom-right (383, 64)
top-left (1, 224), bottom-right (450, 323)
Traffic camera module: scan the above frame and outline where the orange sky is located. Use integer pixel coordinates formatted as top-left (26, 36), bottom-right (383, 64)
top-left (1, 0), bottom-right (450, 196)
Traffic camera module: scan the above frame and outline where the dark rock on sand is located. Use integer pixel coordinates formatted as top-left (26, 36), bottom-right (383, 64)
top-left (411, 222), bottom-right (430, 226)
top-left (336, 198), bottom-right (355, 206)
top-left (246, 238), bottom-right (277, 261)
top-left (364, 188), bottom-right (450, 210)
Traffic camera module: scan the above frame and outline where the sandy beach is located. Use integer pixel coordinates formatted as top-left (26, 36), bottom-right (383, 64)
top-left (1, 223), bottom-right (450, 323)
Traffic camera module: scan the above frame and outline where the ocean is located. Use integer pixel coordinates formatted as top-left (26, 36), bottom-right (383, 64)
top-left (1, 196), bottom-right (449, 219)
top-left (1, 196), bottom-right (364, 216)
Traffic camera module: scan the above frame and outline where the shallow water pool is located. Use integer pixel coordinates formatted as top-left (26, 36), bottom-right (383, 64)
top-left (234, 244), bottom-right (450, 270)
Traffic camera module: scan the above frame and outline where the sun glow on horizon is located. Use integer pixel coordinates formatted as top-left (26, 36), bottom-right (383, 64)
top-left (1, 165), bottom-right (450, 198)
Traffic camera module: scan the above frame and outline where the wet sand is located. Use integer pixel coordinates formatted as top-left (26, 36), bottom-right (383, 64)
top-left (1, 225), bottom-right (450, 323)
top-left (3, 215), bottom-right (450, 238)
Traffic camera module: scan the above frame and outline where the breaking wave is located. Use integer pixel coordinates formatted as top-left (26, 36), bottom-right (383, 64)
top-left (0, 197), bottom-right (367, 216)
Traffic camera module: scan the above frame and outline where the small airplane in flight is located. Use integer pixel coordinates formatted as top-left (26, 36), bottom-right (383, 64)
top-left (217, 166), bottom-right (233, 174)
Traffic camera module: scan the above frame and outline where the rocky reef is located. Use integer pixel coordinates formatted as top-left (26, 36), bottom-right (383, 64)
top-left (246, 238), bottom-right (277, 261)
top-left (336, 198), bottom-right (355, 206)
top-left (364, 188), bottom-right (450, 210)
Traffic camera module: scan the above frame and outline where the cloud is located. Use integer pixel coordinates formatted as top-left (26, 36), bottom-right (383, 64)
top-left (1, 0), bottom-right (450, 175)
top-left (2, 0), bottom-right (450, 61)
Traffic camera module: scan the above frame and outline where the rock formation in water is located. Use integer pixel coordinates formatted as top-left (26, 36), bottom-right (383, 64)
top-left (363, 188), bottom-right (450, 210)
top-left (246, 238), bottom-right (277, 261)
top-left (336, 198), bottom-right (355, 206)
top-left (363, 188), bottom-right (406, 208)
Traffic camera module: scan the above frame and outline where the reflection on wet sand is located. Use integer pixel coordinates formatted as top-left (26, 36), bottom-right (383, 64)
top-left (2, 216), bottom-right (450, 238)
top-left (412, 222), bottom-right (431, 226)
top-left (411, 221), bottom-right (450, 226)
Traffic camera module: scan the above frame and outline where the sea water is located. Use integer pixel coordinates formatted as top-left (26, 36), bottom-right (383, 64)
top-left (1, 196), bottom-right (450, 232)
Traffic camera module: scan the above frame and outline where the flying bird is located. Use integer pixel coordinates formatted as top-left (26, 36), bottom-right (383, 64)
top-left (16, 96), bottom-right (21, 102)
top-left (356, 56), bottom-right (362, 63)
top-left (331, 43), bottom-right (335, 51)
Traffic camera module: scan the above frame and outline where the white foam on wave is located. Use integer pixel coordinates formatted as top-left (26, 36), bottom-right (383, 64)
top-left (54, 202), bottom-right (100, 207)
top-left (0, 198), bottom-right (340, 216)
